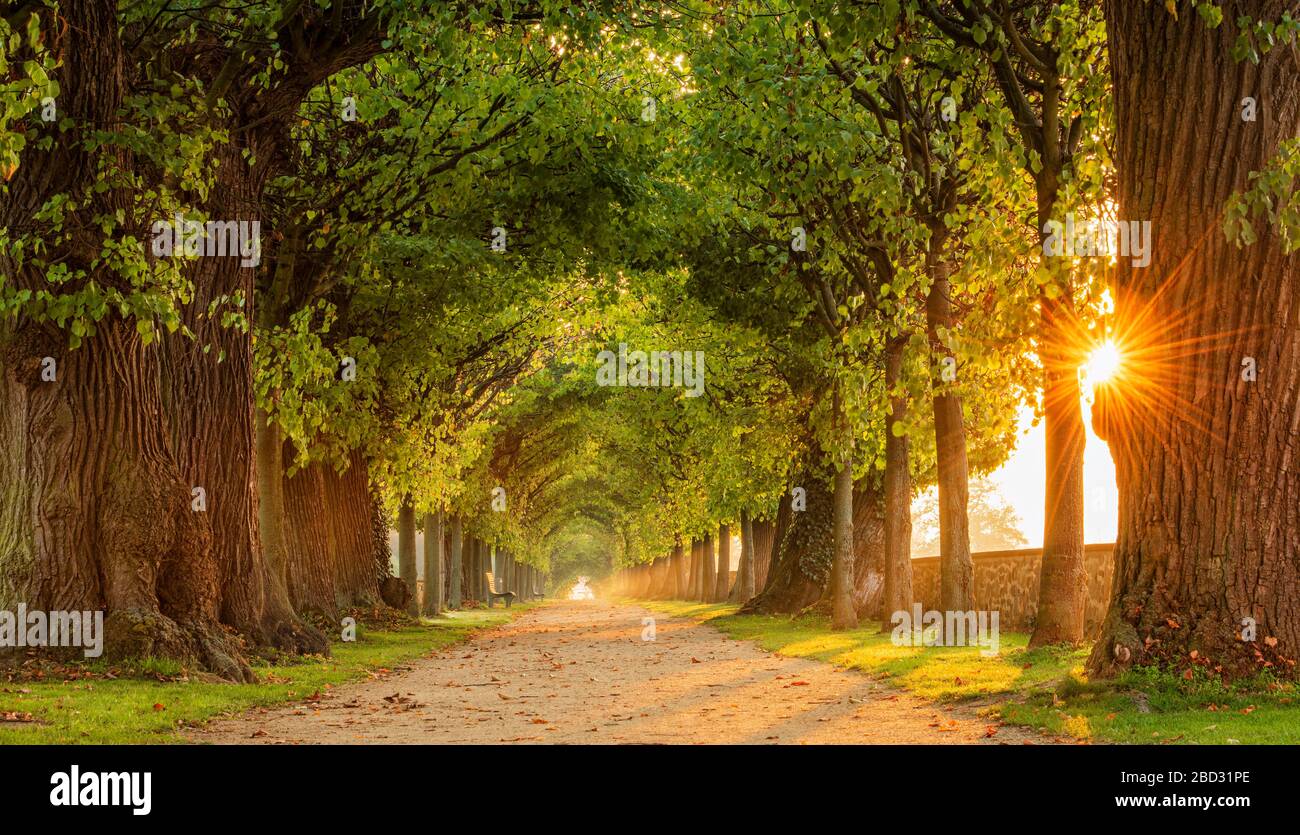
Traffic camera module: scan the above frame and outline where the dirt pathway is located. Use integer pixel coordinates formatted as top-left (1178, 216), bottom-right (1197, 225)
top-left (189, 600), bottom-right (1051, 744)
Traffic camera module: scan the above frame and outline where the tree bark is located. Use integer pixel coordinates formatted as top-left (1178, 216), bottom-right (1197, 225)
top-left (670, 541), bottom-right (685, 598)
top-left (741, 480), bottom-right (829, 615)
top-left (882, 336), bottom-right (915, 628)
top-left (831, 385), bottom-right (858, 629)
top-left (1088, 0), bottom-right (1300, 677)
top-left (281, 448), bottom-right (383, 617)
top-left (686, 538), bottom-right (700, 600)
top-left (701, 534), bottom-right (717, 602)
top-left (0, 2), bottom-right (251, 679)
top-left (422, 510), bottom-right (443, 616)
top-left (729, 511), bottom-right (756, 603)
top-left (448, 516), bottom-right (463, 609)
top-left (397, 496), bottom-right (418, 615)
top-left (714, 524), bottom-right (732, 601)
top-left (925, 244), bottom-right (975, 613)
top-left (468, 538), bottom-right (480, 604)
top-left (752, 515), bottom-right (779, 591)
top-left (850, 482), bottom-right (886, 620)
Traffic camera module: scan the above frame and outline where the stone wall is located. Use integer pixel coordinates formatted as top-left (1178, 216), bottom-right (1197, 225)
top-left (909, 544), bottom-right (1115, 635)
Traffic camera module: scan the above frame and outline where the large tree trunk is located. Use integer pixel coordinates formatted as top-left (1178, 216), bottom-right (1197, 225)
top-left (926, 246), bottom-right (975, 613)
top-left (0, 320), bottom-right (250, 680)
top-left (851, 483), bottom-right (886, 620)
top-left (1088, 1), bottom-right (1300, 678)
top-left (280, 449), bottom-right (382, 617)
top-left (280, 455), bottom-right (338, 617)
top-left (881, 336), bottom-right (915, 628)
top-left (0, 2), bottom-right (251, 679)
top-left (741, 480), bottom-right (831, 615)
top-left (160, 134), bottom-right (325, 654)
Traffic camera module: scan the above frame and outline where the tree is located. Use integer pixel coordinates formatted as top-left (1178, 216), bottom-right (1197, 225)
top-left (913, 0), bottom-right (1110, 644)
top-left (1088, 1), bottom-right (1300, 679)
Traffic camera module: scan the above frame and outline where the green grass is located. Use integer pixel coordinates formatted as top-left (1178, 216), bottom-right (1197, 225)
top-left (0, 604), bottom-right (537, 744)
top-left (634, 599), bottom-right (1300, 744)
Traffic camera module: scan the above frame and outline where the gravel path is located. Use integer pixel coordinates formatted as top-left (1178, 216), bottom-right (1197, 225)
top-left (189, 599), bottom-right (1052, 745)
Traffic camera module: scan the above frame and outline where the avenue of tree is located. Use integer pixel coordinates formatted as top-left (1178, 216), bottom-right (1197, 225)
top-left (1, 1), bottom-right (1297, 682)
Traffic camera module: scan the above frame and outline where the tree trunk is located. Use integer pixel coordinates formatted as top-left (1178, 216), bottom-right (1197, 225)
top-left (926, 245), bottom-right (975, 613)
top-left (0, 3), bottom-right (250, 679)
top-left (714, 524), bottom-right (732, 601)
top-left (281, 457), bottom-right (337, 617)
top-left (850, 482), bottom-right (886, 620)
top-left (277, 449), bottom-right (380, 617)
top-left (730, 511), bottom-right (756, 603)
top-left (477, 539), bottom-right (488, 602)
top-left (752, 515), bottom-right (778, 591)
top-left (448, 516), bottom-right (463, 609)
top-left (882, 336), bottom-right (915, 628)
top-left (1088, 0), bottom-right (1300, 678)
top-left (397, 496), bottom-right (418, 616)
top-left (256, 413), bottom-right (290, 601)
top-left (831, 385), bottom-right (858, 629)
top-left (701, 534), bottom-right (717, 602)
top-left (1029, 166), bottom-right (1089, 646)
top-left (1030, 292), bottom-right (1089, 646)
top-left (1026, 74), bottom-right (1089, 650)
top-left (740, 480), bottom-right (830, 615)
top-left (159, 137), bottom-right (326, 655)
top-left (422, 510), bottom-right (443, 616)
top-left (0, 320), bottom-right (250, 681)
top-left (670, 542), bottom-right (685, 598)
top-left (468, 538), bottom-right (480, 604)
top-left (686, 538), bottom-right (700, 599)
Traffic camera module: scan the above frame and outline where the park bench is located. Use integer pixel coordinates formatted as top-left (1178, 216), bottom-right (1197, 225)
top-left (483, 571), bottom-right (516, 608)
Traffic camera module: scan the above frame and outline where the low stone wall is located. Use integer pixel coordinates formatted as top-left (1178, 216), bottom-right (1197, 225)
top-left (909, 544), bottom-right (1115, 635)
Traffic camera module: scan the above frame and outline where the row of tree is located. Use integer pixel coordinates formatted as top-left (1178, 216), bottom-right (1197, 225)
top-left (580, 0), bottom-right (1300, 682)
top-left (2, 2), bottom-right (1297, 684)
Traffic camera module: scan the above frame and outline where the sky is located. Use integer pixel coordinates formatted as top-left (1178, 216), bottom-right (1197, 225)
top-left (984, 400), bottom-right (1119, 548)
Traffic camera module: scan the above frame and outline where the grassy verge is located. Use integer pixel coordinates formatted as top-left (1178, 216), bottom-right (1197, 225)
top-left (633, 599), bottom-right (1300, 744)
top-left (0, 604), bottom-right (538, 744)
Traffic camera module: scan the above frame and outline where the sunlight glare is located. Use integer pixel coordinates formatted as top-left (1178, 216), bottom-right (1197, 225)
top-left (1084, 339), bottom-right (1123, 387)
top-left (568, 577), bottom-right (595, 601)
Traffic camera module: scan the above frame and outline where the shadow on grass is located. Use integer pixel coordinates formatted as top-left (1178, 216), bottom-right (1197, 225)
top-left (631, 598), bottom-right (1300, 744)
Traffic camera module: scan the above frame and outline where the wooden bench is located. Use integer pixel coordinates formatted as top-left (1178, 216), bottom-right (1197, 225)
top-left (483, 571), bottom-right (515, 608)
